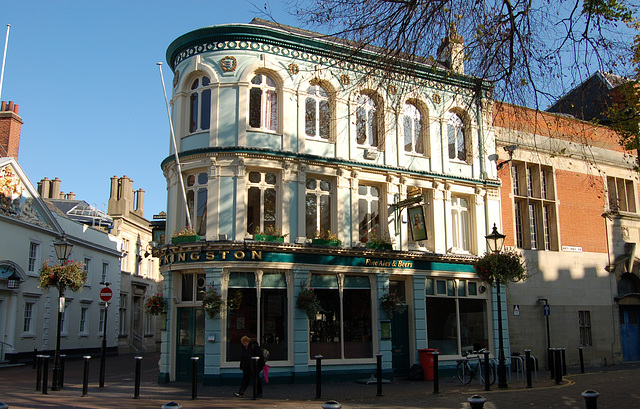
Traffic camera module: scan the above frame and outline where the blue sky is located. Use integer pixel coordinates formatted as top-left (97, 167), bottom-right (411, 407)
top-left (2, 0), bottom-right (298, 217)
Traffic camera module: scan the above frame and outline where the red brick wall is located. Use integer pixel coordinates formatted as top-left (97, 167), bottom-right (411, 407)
top-left (0, 101), bottom-right (22, 159)
top-left (497, 165), bottom-right (516, 248)
top-left (555, 169), bottom-right (607, 253)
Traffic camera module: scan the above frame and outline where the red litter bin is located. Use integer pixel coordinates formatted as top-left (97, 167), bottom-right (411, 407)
top-left (418, 348), bottom-right (438, 381)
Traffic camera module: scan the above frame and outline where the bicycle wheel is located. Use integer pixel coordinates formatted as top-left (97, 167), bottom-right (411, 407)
top-left (456, 361), bottom-right (473, 385)
top-left (479, 361), bottom-right (497, 386)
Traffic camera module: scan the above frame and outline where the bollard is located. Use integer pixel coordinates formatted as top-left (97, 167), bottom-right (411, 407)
top-left (579, 347), bottom-right (585, 374)
top-left (36, 355), bottom-right (43, 391)
top-left (42, 355), bottom-right (50, 395)
top-left (32, 348), bottom-right (38, 369)
top-left (191, 357), bottom-right (199, 400)
top-left (482, 350), bottom-right (491, 391)
top-left (525, 349), bottom-right (533, 388)
top-left (433, 351), bottom-right (440, 394)
top-left (549, 348), bottom-right (555, 379)
top-left (322, 401), bottom-right (342, 409)
top-left (315, 355), bottom-right (323, 399)
top-left (82, 356), bottom-right (91, 397)
top-left (467, 395), bottom-right (487, 409)
top-left (376, 353), bottom-right (383, 397)
top-left (161, 402), bottom-right (183, 409)
top-left (252, 356), bottom-right (260, 400)
top-left (134, 356), bottom-right (142, 399)
top-left (561, 348), bottom-right (567, 375)
top-left (60, 354), bottom-right (66, 389)
top-left (582, 389), bottom-right (600, 409)
top-left (554, 349), bottom-right (562, 385)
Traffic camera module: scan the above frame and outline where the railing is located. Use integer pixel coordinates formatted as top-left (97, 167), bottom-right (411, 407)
top-left (0, 341), bottom-right (13, 362)
top-left (131, 333), bottom-right (145, 352)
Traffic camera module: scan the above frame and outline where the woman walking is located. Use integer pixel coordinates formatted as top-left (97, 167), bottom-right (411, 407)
top-left (234, 336), bottom-right (264, 398)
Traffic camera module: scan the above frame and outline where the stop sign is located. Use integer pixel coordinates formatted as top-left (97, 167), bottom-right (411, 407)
top-left (100, 287), bottom-right (113, 302)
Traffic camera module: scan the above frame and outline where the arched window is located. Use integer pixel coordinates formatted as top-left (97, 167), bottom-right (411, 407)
top-left (447, 112), bottom-right (466, 161)
top-left (402, 102), bottom-right (424, 155)
top-left (185, 172), bottom-right (208, 236)
top-left (305, 84), bottom-right (330, 140)
top-left (189, 76), bottom-right (211, 133)
top-left (249, 74), bottom-right (278, 132)
top-left (356, 93), bottom-right (379, 147)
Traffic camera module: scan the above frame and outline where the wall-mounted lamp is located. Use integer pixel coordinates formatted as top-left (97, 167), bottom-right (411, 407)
top-left (496, 145), bottom-right (518, 170)
top-left (7, 265), bottom-right (21, 289)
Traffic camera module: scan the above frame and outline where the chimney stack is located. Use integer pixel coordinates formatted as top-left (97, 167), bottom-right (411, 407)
top-left (0, 101), bottom-right (23, 159)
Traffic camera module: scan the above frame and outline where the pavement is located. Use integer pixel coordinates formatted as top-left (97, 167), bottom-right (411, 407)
top-left (1, 352), bottom-right (639, 409)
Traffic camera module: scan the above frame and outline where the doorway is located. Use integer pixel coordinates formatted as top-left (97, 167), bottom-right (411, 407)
top-left (620, 305), bottom-right (640, 361)
top-left (389, 281), bottom-right (410, 376)
top-left (176, 307), bottom-right (205, 381)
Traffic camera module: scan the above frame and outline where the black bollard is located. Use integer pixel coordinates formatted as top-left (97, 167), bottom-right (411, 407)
top-left (579, 347), bottom-right (585, 374)
top-left (191, 357), bottom-right (199, 400)
top-left (561, 348), bottom-right (567, 375)
top-left (315, 355), bottom-right (323, 399)
top-left (554, 349), bottom-right (562, 385)
top-left (133, 356), bottom-right (142, 399)
top-left (525, 349), bottom-right (532, 388)
top-left (468, 395), bottom-right (487, 409)
top-left (433, 351), bottom-right (440, 394)
top-left (483, 350), bottom-right (491, 391)
top-left (42, 355), bottom-right (50, 395)
top-left (582, 389), bottom-right (600, 409)
top-left (251, 356), bottom-right (260, 400)
top-left (82, 356), bottom-right (91, 397)
top-left (60, 354), bottom-right (66, 389)
top-left (36, 355), bottom-right (43, 391)
top-left (376, 353), bottom-right (383, 397)
top-left (549, 348), bottom-right (555, 379)
top-left (32, 348), bottom-right (38, 369)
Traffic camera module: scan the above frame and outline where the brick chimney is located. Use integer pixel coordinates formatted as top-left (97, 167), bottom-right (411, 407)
top-left (0, 101), bottom-right (23, 159)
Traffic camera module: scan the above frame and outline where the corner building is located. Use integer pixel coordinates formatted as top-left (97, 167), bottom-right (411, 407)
top-left (158, 19), bottom-right (503, 384)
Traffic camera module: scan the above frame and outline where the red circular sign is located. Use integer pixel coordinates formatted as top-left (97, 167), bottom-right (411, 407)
top-left (100, 287), bottom-right (113, 302)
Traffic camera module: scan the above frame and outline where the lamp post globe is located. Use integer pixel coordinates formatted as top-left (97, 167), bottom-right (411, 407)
top-left (51, 235), bottom-right (73, 391)
top-left (485, 224), bottom-right (508, 388)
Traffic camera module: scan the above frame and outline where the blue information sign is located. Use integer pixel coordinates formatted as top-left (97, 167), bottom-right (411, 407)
top-left (543, 304), bottom-right (550, 316)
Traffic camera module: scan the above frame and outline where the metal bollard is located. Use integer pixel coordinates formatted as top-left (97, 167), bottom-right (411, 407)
top-left (433, 351), bottom-right (440, 394)
top-left (525, 349), bottom-right (533, 388)
top-left (32, 348), bottom-right (38, 369)
top-left (322, 401), bottom-right (342, 409)
top-left (315, 355), bottom-right (323, 399)
top-left (579, 347), bottom-right (585, 374)
top-left (191, 357), bottom-right (199, 400)
top-left (376, 353), bottom-right (383, 397)
top-left (161, 402), bottom-right (183, 409)
top-left (134, 356), bottom-right (142, 399)
top-left (554, 349), bottom-right (562, 385)
top-left (549, 348), bottom-right (555, 379)
top-left (582, 389), bottom-right (600, 409)
top-left (482, 350), bottom-right (491, 391)
top-left (82, 356), bottom-right (91, 397)
top-left (60, 354), bottom-right (66, 389)
top-left (36, 355), bottom-right (43, 391)
top-left (561, 348), bottom-right (567, 375)
top-left (252, 356), bottom-right (260, 400)
top-left (468, 395), bottom-right (487, 409)
top-left (42, 355), bottom-right (50, 395)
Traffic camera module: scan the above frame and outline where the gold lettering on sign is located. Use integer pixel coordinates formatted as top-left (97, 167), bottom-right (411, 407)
top-left (177, 253), bottom-right (186, 262)
top-left (234, 251), bottom-right (245, 260)
top-left (206, 252), bottom-right (215, 260)
top-left (251, 251), bottom-right (262, 260)
top-left (220, 251), bottom-right (229, 260)
top-left (190, 252), bottom-right (200, 261)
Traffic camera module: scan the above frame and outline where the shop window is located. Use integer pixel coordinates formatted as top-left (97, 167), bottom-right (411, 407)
top-left (447, 112), bottom-right (466, 162)
top-left (249, 74), bottom-right (278, 132)
top-left (247, 171), bottom-right (278, 235)
top-left (578, 310), bottom-right (592, 346)
top-left (358, 184), bottom-right (381, 244)
top-left (451, 195), bottom-right (470, 252)
top-left (305, 176), bottom-right (332, 239)
top-left (189, 76), bottom-right (211, 133)
top-left (305, 84), bottom-right (330, 140)
top-left (226, 272), bottom-right (288, 362)
top-left (402, 101), bottom-right (425, 155)
top-left (185, 172), bottom-right (208, 236)
top-left (607, 176), bottom-right (637, 213)
top-left (426, 278), bottom-right (488, 356)
top-left (356, 93), bottom-right (379, 148)
top-left (309, 275), bottom-right (372, 360)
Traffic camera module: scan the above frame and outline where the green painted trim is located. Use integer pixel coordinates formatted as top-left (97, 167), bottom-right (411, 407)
top-left (161, 146), bottom-right (501, 188)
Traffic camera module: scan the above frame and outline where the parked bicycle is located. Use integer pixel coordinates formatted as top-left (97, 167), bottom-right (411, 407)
top-left (456, 349), bottom-right (496, 385)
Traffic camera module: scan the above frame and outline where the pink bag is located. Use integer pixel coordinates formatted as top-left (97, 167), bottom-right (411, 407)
top-left (263, 364), bottom-right (270, 383)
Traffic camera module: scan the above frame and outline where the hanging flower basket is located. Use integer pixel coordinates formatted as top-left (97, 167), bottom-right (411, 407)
top-left (201, 284), bottom-right (225, 319)
top-left (380, 290), bottom-right (406, 318)
top-left (474, 249), bottom-right (527, 284)
top-left (296, 283), bottom-right (321, 320)
top-left (39, 260), bottom-right (87, 292)
top-left (145, 293), bottom-right (167, 316)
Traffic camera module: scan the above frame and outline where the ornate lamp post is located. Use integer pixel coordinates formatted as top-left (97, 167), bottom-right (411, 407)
top-left (51, 235), bottom-right (73, 391)
top-left (485, 224), bottom-right (508, 388)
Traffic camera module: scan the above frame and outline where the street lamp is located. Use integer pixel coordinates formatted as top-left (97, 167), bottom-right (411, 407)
top-left (485, 224), bottom-right (508, 388)
top-left (52, 234), bottom-right (73, 391)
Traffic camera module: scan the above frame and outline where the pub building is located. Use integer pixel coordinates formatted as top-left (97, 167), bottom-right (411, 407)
top-left (156, 19), bottom-right (503, 384)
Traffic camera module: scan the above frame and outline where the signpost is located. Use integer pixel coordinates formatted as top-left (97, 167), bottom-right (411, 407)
top-left (99, 284), bottom-right (112, 387)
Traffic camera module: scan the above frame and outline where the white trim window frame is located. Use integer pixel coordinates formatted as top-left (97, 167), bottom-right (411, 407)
top-left (22, 301), bottom-right (36, 336)
top-left (249, 73), bottom-right (279, 132)
top-left (447, 112), bottom-right (466, 162)
top-left (27, 241), bottom-right (40, 274)
top-left (305, 176), bottom-right (333, 238)
top-left (358, 184), bottom-right (381, 244)
top-left (246, 170), bottom-right (279, 236)
top-left (79, 306), bottom-right (89, 336)
top-left (184, 171), bottom-right (208, 236)
top-left (305, 83), bottom-right (331, 140)
top-left (356, 93), bottom-right (379, 148)
top-left (188, 75), bottom-right (212, 134)
top-left (451, 195), bottom-right (471, 253)
top-left (402, 102), bottom-right (425, 155)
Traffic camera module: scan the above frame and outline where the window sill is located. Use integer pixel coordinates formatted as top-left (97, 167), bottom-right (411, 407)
top-left (21, 333), bottom-right (35, 339)
top-left (247, 127), bottom-right (280, 135)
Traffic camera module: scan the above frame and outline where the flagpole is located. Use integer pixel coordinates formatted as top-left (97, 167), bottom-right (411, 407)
top-left (157, 62), bottom-right (193, 230)
top-left (0, 24), bottom-right (11, 103)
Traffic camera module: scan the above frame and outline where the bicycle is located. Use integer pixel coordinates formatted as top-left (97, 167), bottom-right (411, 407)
top-left (456, 349), bottom-right (496, 385)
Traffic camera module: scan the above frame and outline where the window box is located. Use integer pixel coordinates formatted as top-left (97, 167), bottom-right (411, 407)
top-left (171, 235), bottom-right (200, 244)
top-left (312, 238), bottom-right (342, 246)
top-left (366, 242), bottom-right (393, 250)
top-left (254, 234), bottom-right (285, 243)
